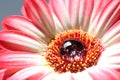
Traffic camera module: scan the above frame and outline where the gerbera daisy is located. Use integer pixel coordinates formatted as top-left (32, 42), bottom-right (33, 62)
top-left (0, 0), bottom-right (120, 80)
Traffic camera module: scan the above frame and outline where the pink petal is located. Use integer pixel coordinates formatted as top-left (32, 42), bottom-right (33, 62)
top-left (72, 67), bottom-right (120, 80)
top-left (96, 0), bottom-right (120, 37)
top-left (24, 0), bottom-right (55, 39)
top-left (103, 34), bottom-right (120, 48)
top-left (91, 0), bottom-right (110, 21)
top-left (51, 12), bottom-right (65, 33)
top-left (98, 43), bottom-right (120, 69)
top-left (0, 50), bottom-right (47, 69)
top-left (50, 0), bottom-right (72, 30)
top-left (72, 71), bottom-right (93, 80)
top-left (43, 67), bottom-right (120, 80)
top-left (80, 0), bottom-right (94, 31)
top-left (2, 16), bottom-right (48, 43)
top-left (7, 66), bottom-right (53, 80)
top-left (21, 6), bottom-right (27, 17)
top-left (21, 0), bottom-right (31, 17)
top-left (102, 20), bottom-right (120, 47)
top-left (89, 0), bottom-right (120, 36)
top-left (0, 30), bottom-right (45, 52)
top-left (95, 0), bottom-right (120, 36)
top-left (42, 72), bottom-right (74, 80)
top-left (49, 0), bottom-right (70, 33)
top-left (69, 0), bottom-right (80, 29)
top-left (0, 69), bottom-right (6, 80)
top-left (3, 68), bottom-right (22, 80)
top-left (0, 45), bottom-right (5, 50)
top-left (88, 67), bottom-right (120, 80)
top-left (64, 0), bottom-right (69, 9)
top-left (49, 4), bottom-right (64, 33)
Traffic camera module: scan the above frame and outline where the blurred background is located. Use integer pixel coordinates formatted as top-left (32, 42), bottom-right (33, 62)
top-left (0, 0), bottom-right (49, 29)
top-left (0, 0), bottom-right (23, 29)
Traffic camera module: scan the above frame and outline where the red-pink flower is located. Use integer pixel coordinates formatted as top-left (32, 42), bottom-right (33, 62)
top-left (0, 0), bottom-right (120, 80)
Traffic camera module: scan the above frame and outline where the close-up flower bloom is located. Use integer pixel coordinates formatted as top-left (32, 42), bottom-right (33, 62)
top-left (0, 0), bottom-right (120, 80)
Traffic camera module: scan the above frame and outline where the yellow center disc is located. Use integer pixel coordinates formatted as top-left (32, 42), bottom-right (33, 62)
top-left (46, 30), bottom-right (104, 73)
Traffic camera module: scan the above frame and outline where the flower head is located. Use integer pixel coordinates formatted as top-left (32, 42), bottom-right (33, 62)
top-left (0, 0), bottom-right (120, 80)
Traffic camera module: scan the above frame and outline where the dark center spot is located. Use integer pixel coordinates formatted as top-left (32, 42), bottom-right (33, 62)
top-left (60, 40), bottom-right (87, 61)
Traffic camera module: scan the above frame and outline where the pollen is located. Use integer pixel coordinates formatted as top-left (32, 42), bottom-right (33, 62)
top-left (46, 30), bottom-right (104, 73)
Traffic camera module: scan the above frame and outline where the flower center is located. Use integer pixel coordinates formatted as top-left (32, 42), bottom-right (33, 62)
top-left (60, 40), bottom-right (87, 61)
top-left (46, 30), bottom-right (104, 73)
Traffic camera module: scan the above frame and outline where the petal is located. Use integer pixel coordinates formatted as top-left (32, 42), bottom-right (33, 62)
top-left (103, 33), bottom-right (120, 48)
top-left (88, 0), bottom-right (109, 33)
top-left (49, 0), bottom-right (70, 33)
top-left (51, 12), bottom-right (64, 33)
top-left (64, 0), bottom-right (69, 9)
top-left (0, 30), bottom-right (46, 52)
top-left (89, 0), bottom-right (120, 36)
top-left (24, 0), bottom-right (55, 39)
top-left (3, 68), bottom-right (21, 80)
top-left (101, 20), bottom-right (120, 46)
top-left (72, 72), bottom-right (93, 80)
top-left (21, 6), bottom-right (27, 17)
top-left (50, 0), bottom-right (72, 30)
top-left (79, 0), bottom-right (94, 31)
top-left (88, 67), bottom-right (120, 80)
top-left (2, 16), bottom-right (49, 43)
top-left (81, 0), bottom-right (94, 31)
top-left (21, 0), bottom-right (30, 17)
top-left (98, 43), bottom-right (120, 69)
top-left (90, 0), bottom-right (110, 21)
top-left (48, 0), bottom-right (66, 33)
top-left (7, 66), bottom-right (53, 80)
top-left (0, 50), bottom-right (47, 69)
top-left (69, 0), bottom-right (80, 29)
top-left (22, 0), bottom-right (47, 17)
top-left (0, 45), bottom-right (4, 50)
top-left (95, 0), bottom-right (120, 37)
top-left (42, 72), bottom-right (74, 80)
top-left (72, 67), bottom-right (120, 80)
top-left (0, 69), bottom-right (6, 80)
